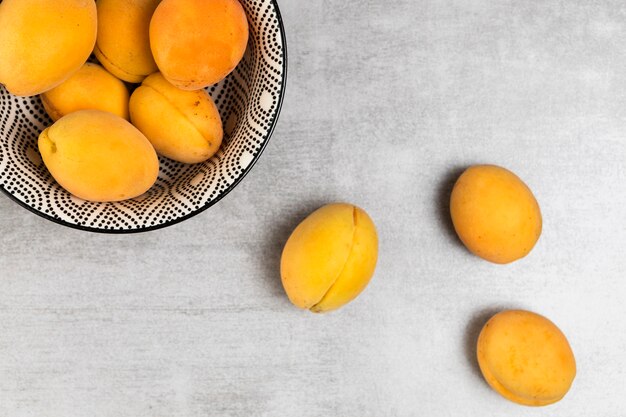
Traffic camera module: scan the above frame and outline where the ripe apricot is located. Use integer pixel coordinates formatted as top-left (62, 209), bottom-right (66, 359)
top-left (129, 73), bottom-right (223, 164)
top-left (41, 63), bottom-right (130, 122)
top-left (38, 110), bottom-right (159, 202)
top-left (477, 310), bottom-right (576, 406)
top-left (150, 0), bottom-right (249, 90)
top-left (281, 204), bottom-right (378, 313)
top-left (0, 0), bottom-right (97, 96)
top-left (94, 0), bottom-right (161, 83)
top-left (450, 165), bottom-right (542, 264)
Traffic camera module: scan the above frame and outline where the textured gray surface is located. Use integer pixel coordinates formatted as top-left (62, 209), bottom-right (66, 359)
top-left (2, 0), bottom-right (626, 415)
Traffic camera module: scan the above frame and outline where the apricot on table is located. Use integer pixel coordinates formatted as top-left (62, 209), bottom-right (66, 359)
top-left (477, 310), bottom-right (576, 406)
top-left (94, 0), bottom-right (161, 83)
top-left (41, 63), bottom-right (130, 122)
top-left (38, 110), bottom-right (159, 202)
top-left (129, 72), bottom-right (223, 164)
top-left (450, 165), bottom-right (542, 264)
top-left (150, 0), bottom-right (249, 90)
top-left (281, 203), bottom-right (379, 313)
top-left (0, 0), bottom-right (97, 96)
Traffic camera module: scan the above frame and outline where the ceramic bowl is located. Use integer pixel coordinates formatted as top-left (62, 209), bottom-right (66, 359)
top-left (0, 0), bottom-right (286, 233)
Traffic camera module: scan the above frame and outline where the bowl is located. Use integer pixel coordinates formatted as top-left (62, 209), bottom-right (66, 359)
top-left (0, 0), bottom-right (287, 233)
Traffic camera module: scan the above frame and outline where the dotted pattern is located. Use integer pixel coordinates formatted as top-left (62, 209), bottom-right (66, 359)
top-left (0, 0), bottom-right (286, 232)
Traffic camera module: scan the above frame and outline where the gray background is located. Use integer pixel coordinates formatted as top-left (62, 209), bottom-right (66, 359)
top-left (1, 0), bottom-right (626, 415)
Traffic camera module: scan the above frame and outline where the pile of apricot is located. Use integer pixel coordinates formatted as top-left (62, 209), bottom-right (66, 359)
top-left (0, 0), bottom-right (249, 202)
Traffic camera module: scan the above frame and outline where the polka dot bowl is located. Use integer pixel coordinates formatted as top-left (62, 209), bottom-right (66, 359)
top-left (0, 0), bottom-right (286, 233)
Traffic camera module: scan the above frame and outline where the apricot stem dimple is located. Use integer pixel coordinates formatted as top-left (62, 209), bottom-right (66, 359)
top-left (39, 129), bottom-right (57, 153)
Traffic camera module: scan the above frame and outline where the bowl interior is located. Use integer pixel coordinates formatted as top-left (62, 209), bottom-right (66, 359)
top-left (0, 0), bottom-right (286, 233)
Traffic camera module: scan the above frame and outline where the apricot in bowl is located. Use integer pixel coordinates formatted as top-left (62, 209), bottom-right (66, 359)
top-left (38, 110), bottom-right (159, 203)
top-left (150, 0), bottom-right (249, 90)
top-left (95, 0), bottom-right (161, 83)
top-left (0, 0), bottom-right (97, 96)
top-left (41, 63), bottom-right (130, 122)
top-left (129, 73), bottom-right (223, 164)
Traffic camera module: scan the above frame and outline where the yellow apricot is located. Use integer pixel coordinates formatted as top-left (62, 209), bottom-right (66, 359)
top-left (450, 165), bottom-right (542, 264)
top-left (41, 63), bottom-right (129, 122)
top-left (94, 0), bottom-right (161, 83)
top-left (281, 203), bottom-right (378, 313)
top-left (150, 0), bottom-right (249, 90)
top-left (38, 110), bottom-right (159, 202)
top-left (477, 310), bottom-right (576, 406)
top-left (0, 0), bottom-right (97, 96)
top-left (129, 73), bottom-right (223, 164)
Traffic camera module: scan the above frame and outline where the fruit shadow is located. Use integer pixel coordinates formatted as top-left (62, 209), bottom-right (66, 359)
top-left (258, 199), bottom-right (329, 300)
top-left (464, 306), bottom-right (515, 382)
top-left (435, 166), bottom-right (467, 249)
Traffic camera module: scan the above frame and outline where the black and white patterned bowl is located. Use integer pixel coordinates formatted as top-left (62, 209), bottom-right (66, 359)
top-left (0, 0), bottom-right (286, 233)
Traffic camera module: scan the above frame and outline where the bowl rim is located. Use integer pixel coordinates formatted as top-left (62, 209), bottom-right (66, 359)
top-left (0, 0), bottom-right (288, 234)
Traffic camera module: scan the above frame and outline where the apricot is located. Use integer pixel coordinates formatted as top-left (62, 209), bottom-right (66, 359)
top-left (129, 73), bottom-right (223, 164)
top-left (94, 0), bottom-right (161, 83)
top-left (150, 0), bottom-right (249, 90)
top-left (38, 110), bottom-right (159, 202)
top-left (477, 310), bottom-right (576, 406)
top-left (41, 63), bottom-right (129, 122)
top-left (281, 204), bottom-right (378, 313)
top-left (0, 0), bottom-right (97, 96)
top-left (450, 165), bottom-right (542, 264)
